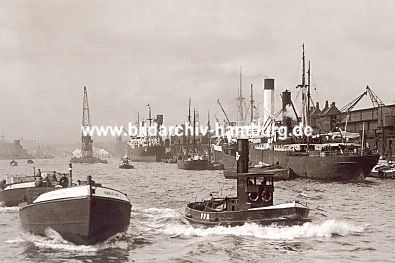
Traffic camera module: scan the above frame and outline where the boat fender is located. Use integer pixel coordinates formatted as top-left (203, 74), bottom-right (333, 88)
top-left (59, 176), bottom-right (69, 187)
top-left (261, 190), bottom-right (272, 202)
top-left (248, 192), bottom-right (259, 202)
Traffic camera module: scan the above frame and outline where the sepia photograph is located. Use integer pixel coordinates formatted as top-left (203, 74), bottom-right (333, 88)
top-left (0, 1), bottom-right (394, 262)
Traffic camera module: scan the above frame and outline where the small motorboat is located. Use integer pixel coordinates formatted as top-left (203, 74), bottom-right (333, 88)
top-left (371, 160), bottom-right (395, 179)
top-left (19, 167), bottom-right (131, 245)
top-left (27, 159), bottom-right (34, 164)
top-left (119, 157), bottom-right (134, 169)
top-left (185, 139), bottom-right (311, 226)
top-left (10, 160), bottom-right (18, 166)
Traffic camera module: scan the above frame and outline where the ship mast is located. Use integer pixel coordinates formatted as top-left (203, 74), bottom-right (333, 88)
top-left (238, 66), bottom-right (244, 122)
top-left (301, 44), bottom-right (306, 127)
top-left (307, 60), bottom-right (311, 127)
top-left (186, 98), bottom-right (191, 155)
top-left (207, 110), bottom-right (211, 161)
top-left (193, 108), bottom-right (196, 155)
top-left (250, 84), bottom-right (254, 123)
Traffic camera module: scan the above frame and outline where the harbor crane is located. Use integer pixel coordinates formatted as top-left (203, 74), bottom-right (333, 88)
top-left (81, 86), bottom-right (94, 159)
top-left (339, 85), bottom-right (385, 120)
top-left (216, 99), bottom-right (231, 126)
top-left (339, 85), bottom-right (386, 154)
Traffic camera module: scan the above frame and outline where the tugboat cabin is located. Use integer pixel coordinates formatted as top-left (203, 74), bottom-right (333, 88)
top-left (187, 172), bottom-right (274, 213)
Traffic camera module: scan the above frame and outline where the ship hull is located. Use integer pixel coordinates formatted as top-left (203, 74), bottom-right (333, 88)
top-left (185, 202), bottom-right (310, 226)
top-left (127, 145), bottom-right (168, 162)
top-left (217, 148), bottom-right (379, 181)
top-left (19, 186), bottom-right (131, 245)
top-left (177, 160), bottom-right (224, 170)
top-left (177, 159), bottom-right (210, 170)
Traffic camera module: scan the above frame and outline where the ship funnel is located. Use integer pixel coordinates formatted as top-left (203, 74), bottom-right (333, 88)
top-left (237, 139), bottom-right (249, 174)
top-left (282, 90), bottom-right (293, 131)
top-left (263, 79), bottom-right (275, 125)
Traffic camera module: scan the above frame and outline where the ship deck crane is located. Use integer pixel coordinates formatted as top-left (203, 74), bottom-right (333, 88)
top-left (217, 99), bottom-right (231, 126)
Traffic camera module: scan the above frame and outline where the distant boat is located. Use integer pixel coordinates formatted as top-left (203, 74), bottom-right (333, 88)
top-left (19, 175), bottom-right (131, 245)
top-left (184, 139), bottom-right (311, 226)
top-left (177, 102), bottom-right (223, 171)
top-left (10, 160), bottom-right (17, 166)
top-left (119, 157), bottom-right (134, 169)
top-left (70, 156), bottom-right (108, 164)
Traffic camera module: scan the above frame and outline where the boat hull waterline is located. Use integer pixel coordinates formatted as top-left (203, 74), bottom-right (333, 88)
top-left (216, 149), bottom-right (379, 181)
top-left (185, 201), bottom-right (310, 226)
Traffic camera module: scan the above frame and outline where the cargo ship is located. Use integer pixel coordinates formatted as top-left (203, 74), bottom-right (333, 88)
top-left (214, 45), bottom-right (379, 181)
top-left (127, 105), bottom-right (170, 162)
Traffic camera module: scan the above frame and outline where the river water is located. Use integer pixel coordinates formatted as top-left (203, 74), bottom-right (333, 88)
top-left (0, 158), bottom-right (394, 262)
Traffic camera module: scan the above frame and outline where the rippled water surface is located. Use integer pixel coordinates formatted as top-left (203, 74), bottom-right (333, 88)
top-left (0, 158), bottom-right (394, 262)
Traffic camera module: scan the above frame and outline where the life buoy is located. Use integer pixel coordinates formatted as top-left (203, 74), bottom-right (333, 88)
top-left (261, 190), bottom-right (272, 202)
top-left (59, 176), bottom-right (69, 188)
top-left (248, 192), bottom-right (259, 202)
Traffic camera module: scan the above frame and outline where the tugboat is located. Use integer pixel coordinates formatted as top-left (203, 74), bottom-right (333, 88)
top-left (0, 167), bottom-right (65, 207)
top-left (184, 139), bottom-right (311, 226)
top-left (119, 157), bottom-right (134, 169)
top-left (10, 160), bottom-right (18, 166)
top-left (19, 164), bottom-right (131, 245)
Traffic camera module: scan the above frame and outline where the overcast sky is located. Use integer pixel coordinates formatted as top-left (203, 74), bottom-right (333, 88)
top-left (1, 0), bottom-right (394, 143)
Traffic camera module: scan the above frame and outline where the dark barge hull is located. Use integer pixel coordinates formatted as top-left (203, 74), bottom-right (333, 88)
top-left (19, 188), bottom-right (131, 245)
top-left (177, 160), bottom-right (223, 170)
top-left (70, 157), bottom-right (108, 164)
top-left (217, 149), bottom-right (379, 181)
top-left (185, 203), bottom-right (310, 226)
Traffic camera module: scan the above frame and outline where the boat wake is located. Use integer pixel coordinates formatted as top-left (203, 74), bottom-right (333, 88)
top-left (14, 229), bottom-right (132, 253)
top-left (139, 208), bottom-right (366, 240)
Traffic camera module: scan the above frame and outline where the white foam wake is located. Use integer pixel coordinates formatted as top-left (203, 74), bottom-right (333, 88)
top-left (160, 220), bottom-right (366, 240)
top-left (16, 229), bottom-right (130, 252)
top-left (0, 206), bottom-right (19, 212)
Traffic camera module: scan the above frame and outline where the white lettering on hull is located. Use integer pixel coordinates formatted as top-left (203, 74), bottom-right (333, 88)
top-left (92, 187), bottom-right (130, 202)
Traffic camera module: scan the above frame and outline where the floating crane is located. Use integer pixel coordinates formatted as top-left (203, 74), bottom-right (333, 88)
top-left (81, 86), bottom-right (93, 159)
top-left (216, 99), bottom-right (231, 126)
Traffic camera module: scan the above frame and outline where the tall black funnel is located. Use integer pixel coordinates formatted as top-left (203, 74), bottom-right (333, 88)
top-left (237, 139), bottom-right (249, 173)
